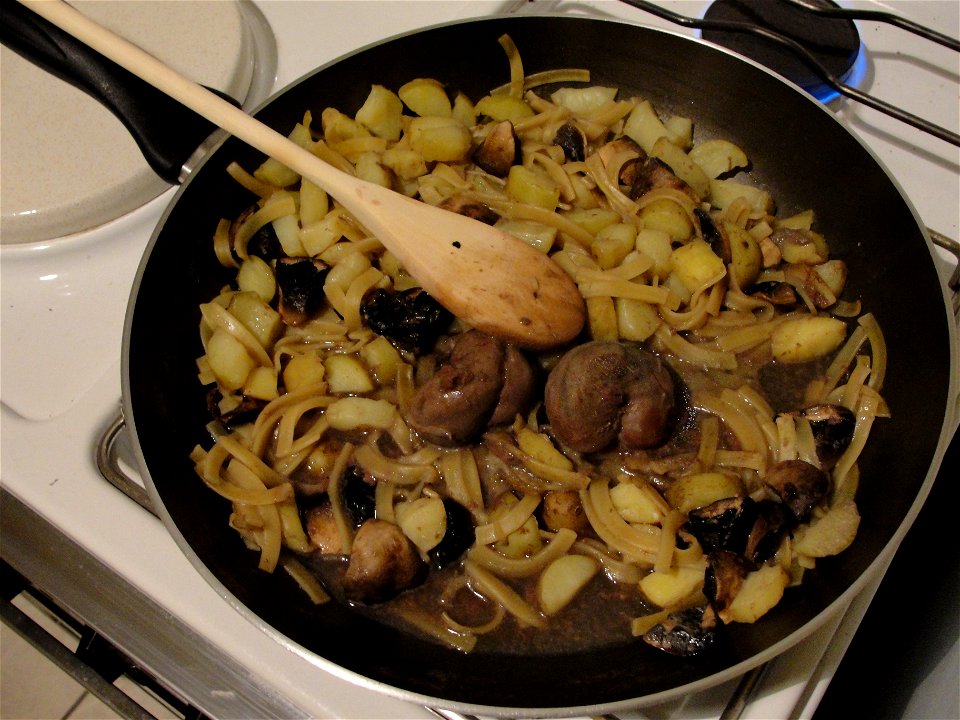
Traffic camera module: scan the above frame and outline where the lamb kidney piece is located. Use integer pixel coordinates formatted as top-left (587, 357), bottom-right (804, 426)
top-left (406, 331), bottom-right (535, 446)
top-left (545, 341), bottom-right (678, 453)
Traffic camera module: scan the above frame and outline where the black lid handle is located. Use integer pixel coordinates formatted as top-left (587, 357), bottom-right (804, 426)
top-left (0, 0), bottom-right (237, 184)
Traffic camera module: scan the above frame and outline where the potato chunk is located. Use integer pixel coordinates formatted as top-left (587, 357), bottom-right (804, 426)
top-left (538, 554), bottom-right (599, 615)
top-left (355, 85), bottom-right (403, 141)
top-left (639, 566), bottom-right (705, 609)
top-left (793, 499), bottom-right (860, 557)
top-left (665, 472), bottom-right (744, 514)
top-left (689, 139), bottom-right (749, 179)
top-left (541, 490), bottom-right (589, 533)
top-left (398, 78), bottom-right (452, 117)
top-left (408, 116), bottom-right (472, 162)
top-left (207, 329), bottom-right (256, 391)
top-left (724, 564), bottom-right (789, 624)
top-left (395, 496), bottom-right (447, 552)
top-left (324, 354), bottom-right (375, 395)
top-left (670, 240), bottom-right (726, 294)
top-left (771, 316), bottom-right (847, 363)
top-left (506, 166), bottom-right (560, 211)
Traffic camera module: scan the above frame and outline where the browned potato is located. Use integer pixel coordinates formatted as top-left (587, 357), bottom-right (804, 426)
top-left (541, 490), bottom-right (589, 533)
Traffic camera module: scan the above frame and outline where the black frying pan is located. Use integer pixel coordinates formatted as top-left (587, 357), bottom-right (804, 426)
top-left (6, 6), bottom-right (955, 715)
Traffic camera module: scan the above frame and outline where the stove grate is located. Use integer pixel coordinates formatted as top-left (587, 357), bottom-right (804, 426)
top-left (619, 0), bottom-right (960, 146)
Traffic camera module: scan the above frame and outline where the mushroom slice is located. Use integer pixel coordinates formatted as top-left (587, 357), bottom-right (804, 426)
top-left (206, 388), bottom-right (266, 429)
top-left (305, 501), bottom-right (345, 555)
top-left (619, 155), bottom-right (694, 201)
top-left (343, 519), bottom-right (427, 604)
top-left (276, 257), bottom-right (329, 326)
top-left (429, 498), bottom-right (476, 568)
top-left (685, 496), bottom-right (758, 555)
top-left (643, 604), bottom-right (718, 656)
top-left (438, 195), bottom-right (500, 225)
top-left (744, 500), bottom-right (793, 565)
top-left (360, 287), bottom-right (453, 354)
top-left (792, 404), bottom-right (856, 469)
top-left (231, 206), bottom-right (284, 262)
top-left (750, 281), bottom-right (799, 306)
top-left (764, 459), bottom-right (830, 522)
top-left (341, 465), bottom-right (377, 527)
top-left (553, 122), bottom-right (588, 162)
top-left (704, 549), bottom-right (754, 621)
top-left (696, 208), bottom-right (730, 262)
top-left (473, 120), bottom-right (521, 177)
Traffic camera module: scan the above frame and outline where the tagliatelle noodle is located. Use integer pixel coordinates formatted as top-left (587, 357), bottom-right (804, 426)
top-left (654, 325), bottom-right (738, 370)
top-left (281, 556), bottom-right (331, 604)
top-left (226, 161), bottom-right (279, 199)
top-left (354, 443), bottom-right (438, 486)
top-left (464, 561), bottom-right (545, 628)
top-left (326, 442), bottom-right (357, 554)
top-left (697, 415), bottom-right (720, 469)
top-left (392, 603), bottom-right (479, 652)
top-left (467, 528), bottom-right (577, 578)
top-left (474, 494), bottom-right (541, 545)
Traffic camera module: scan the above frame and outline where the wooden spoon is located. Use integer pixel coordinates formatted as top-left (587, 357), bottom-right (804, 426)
top-left (21, 0), bottom-right (585, 350)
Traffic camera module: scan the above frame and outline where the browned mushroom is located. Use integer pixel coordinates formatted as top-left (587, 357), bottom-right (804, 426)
top-left (233, 206), bottom-right (283, 260)
top-left (743, 500), bottom-right (793, 564)
top-left (696, 208), bottom-right (730, 262)
top-left (750, 281), bottom-right (799, 306)
top-left (764, 459), bottom-right (830, 522)
top-left (438, 195), bottom-right (500, 225)
top-left (473, 120), bottom-right (521, 177)
top-left (488, 343), bottom-right (536, 426)
top-left (686, 496), bottom-right (757, 555)
top-left (206, 388), bottom-right (266, 429)
top-left (553, 122), bottom-right (588, 162)
top-left (405, 331), bottom-right (536, 446)
top-left (305, 502), bottom-right (345, 555)
top-left (360, 287), bottom-right (453, 354)
top-left (429, 498), bottom-right (476, 567)
top-left (643, 604), bottom-right (718, 656)
top-left (276, 257), bottom-right (330, 326)
top-left (342, 519), bottom-right (427, 603)
top-left (544, 341), bottom-right (679, 453)
top-left (686, 495), bottom-right (793, 565)
top-left (620, 154), bottom-right (696, 201)
top-left (792, 404), bottom-right (856, 469)
top-left (704, 549), bottom-right (754, 620)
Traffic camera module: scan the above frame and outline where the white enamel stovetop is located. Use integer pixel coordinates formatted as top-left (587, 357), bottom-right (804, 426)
top-left (1, 2), bottom-right (957, 719)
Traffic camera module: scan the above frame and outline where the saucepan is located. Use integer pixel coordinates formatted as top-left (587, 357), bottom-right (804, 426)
top-left (4, 3), bottom-right (956, 715)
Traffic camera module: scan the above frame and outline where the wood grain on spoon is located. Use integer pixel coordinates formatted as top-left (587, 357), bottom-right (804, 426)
top-left (21, 0), bottom-right (585, 350)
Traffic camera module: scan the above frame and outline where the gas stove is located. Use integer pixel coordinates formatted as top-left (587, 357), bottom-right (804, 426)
top-left (2, 2), bottom-right (957, 719)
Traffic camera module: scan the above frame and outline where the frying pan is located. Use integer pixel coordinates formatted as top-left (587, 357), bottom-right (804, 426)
top-left (5, 5), bottom-right (956, 715)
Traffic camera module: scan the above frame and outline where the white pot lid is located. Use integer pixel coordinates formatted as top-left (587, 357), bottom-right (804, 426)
top-left (1, 0), bottom-right (268, 245)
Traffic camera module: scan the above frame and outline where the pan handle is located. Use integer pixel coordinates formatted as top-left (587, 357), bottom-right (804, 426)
top-left (95, 411), bottom-right (157, 516)
top-left (0, 0), bottom-right (235, 184)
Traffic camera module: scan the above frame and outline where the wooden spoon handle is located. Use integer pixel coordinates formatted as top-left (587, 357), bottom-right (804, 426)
top-left (20, 0), bottom-right (585, 349)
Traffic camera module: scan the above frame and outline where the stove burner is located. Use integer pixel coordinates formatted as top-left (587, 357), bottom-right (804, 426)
top-left (702, 0), bottom-right (862, 102)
